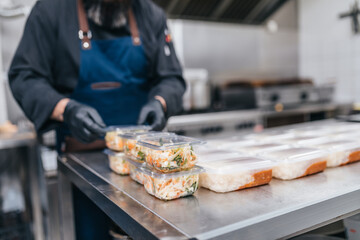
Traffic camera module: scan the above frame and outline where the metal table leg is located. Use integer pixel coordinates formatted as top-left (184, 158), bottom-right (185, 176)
top-left (58, 170), bottom-right (75, 240)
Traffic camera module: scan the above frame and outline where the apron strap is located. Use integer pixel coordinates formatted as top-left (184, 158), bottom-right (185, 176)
top-left (128, 8), bottom-right (141, 46)
top-left (77, 0), bottom-right (92, 50)
top-left (77, 0), bottom-right (141, 50)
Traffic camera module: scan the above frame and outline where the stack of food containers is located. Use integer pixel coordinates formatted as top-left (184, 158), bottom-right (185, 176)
top-left (122, 134), bottom-right (206, 200)
top-left (104, 126), bottom-right (151, 175)
top-left (121, 131), bottom-right (175, 184)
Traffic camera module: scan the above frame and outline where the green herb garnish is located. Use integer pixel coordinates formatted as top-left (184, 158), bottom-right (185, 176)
top-left (186, 181), bottom-right (198, 194)
top-left (174, 154), bottom-right (182, 166)
top-left (138, 151), bottom-right (145, 161)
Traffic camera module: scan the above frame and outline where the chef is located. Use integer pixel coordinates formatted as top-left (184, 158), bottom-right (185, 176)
top-left (8, 0), bottom-right (185, 238)
top-left (8, 0), bottom-right (185, 152)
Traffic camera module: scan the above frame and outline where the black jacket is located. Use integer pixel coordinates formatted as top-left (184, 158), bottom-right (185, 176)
top-left (9, 0), bottom-right (185, 133)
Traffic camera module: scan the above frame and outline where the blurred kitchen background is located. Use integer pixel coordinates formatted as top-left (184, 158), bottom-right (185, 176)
top-left (1, 0), bottom-right (360, 239)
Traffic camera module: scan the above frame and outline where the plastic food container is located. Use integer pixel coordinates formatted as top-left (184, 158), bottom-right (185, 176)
top-left (121, 132), bottom-right (175, 163)
top-left (138, 166), bottom-right (203, 200)
top-left (137, 135), bottom-right (205, 173)
top-left (105, 126), bottom-right (151, 152)
top-left (104, 149), bottom-right (130, 175)
top-left (312, 140), bottom-right (360, 167)
top-left (235, 143), bottom-right (289, 155)
top-left (260, 147), bottom-right (328, 180)
top-left (128, 161), bottom-right (146, 185)
top-left (198, 156), bottom-right (274, 193)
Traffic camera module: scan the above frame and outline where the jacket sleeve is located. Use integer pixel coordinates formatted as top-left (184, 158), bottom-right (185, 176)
top-left (147, 14), bottom-right (186, 118)
top-left (8, 1), bottom-right (65, 133)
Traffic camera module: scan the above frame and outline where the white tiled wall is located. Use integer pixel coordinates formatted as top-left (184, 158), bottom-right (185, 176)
top-left (299, 0), bottom-right (360, 103)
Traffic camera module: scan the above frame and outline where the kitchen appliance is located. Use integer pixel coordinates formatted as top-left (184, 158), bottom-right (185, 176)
top-left (182, 68), bottom-right (211, 111)
top-left (167, 109), bottom-right (262, 138)
top-left (217, 78), bottom-right (335, 111)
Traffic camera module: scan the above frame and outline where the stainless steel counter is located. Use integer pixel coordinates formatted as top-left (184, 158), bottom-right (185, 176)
top-left (58, 149), bottom-right (360, 239)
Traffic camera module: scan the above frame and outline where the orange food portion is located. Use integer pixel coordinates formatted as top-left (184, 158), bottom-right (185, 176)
top-left (117, 140), bottom-right (124, 149)
top-left (237, 169), bottom-right (272, 190)
top-left (343, 150), bottom-right (360, 165)
top-left (127, 141), bottom-right (135, 150)
top-left (300, 161), bottom-right (326, 178)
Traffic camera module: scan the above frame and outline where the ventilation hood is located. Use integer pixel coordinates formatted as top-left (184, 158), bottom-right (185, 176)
top-left (152, 0), bottom-right (290, 25)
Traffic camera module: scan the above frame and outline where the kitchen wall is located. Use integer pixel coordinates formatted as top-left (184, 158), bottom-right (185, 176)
top-left (169, 0), bottom-right (299, 84)
top-left (299, 0), bottom-right (360, 104)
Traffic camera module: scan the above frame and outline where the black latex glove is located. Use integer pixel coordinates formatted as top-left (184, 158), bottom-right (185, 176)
top-left (63, 100), bottom-right (106, 143)
top-left (137, 99), bottom-right (166, 131)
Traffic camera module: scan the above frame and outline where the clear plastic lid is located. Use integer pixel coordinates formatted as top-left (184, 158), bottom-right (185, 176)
top-left (197, 149), bottom-right (243, 163)
top-left (244, 131), bottom-right (295, 141)
top-left (104, 149), bottom-right (125, 157)
top-left (287, 126), bottom-right (334, 136)
top-left (205, 137), bottom-right (241, 148)
top-left (236, 143), bottom-right (290, 154)
top-left (105, 125), bottom-right (151, 133)
top-left (312, 140), bottom-right (360, 152)
top-left (130, 157), bottom-right (203, 179)
top-left (280, 135), bottom-right (329, 146)
top-left (326, 122), bottom-right (360, 132)
top-left (198, 156), bottom-right (274, 174)
top-left (260, 147), bottom-right (328, 163)
top-left (119, 131), bottom-right (175, 140)
top-left (137, 135), bottom-right (206, 150)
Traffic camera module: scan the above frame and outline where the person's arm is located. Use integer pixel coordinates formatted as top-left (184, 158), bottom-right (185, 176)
top-left (138, 12), bottom-right (186, 130)
top-left (148, 14), bottom-right (186, 118)
top-left (8, 1), bottom-right (66, 133)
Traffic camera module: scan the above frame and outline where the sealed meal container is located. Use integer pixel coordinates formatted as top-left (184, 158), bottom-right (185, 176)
top-left (127, 160), bottom-right (147, 185)
top-left (139, 166), bottom-right (203, 200)
top-left (198, 156), bottom-right (274, 193)
top-left (137, 135), bottom-right (206, 173)
top-left (235, 143), bottom-right (289, 155)
top-left (260, 147), bottom-right (328, 180)
top-left (104, 149), bottom-right (130, 175)
top-left (312, 140), bottom-right (360, 167)
top-left (105, 125), bottom-right (151, 151)
top-left (121, 132), bottom-right (175, 163)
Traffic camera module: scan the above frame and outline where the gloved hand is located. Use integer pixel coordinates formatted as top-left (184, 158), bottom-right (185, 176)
top-left (63, 100), bottom-right (106, 143)
top-left (138, 99), bottom-right (166, 131)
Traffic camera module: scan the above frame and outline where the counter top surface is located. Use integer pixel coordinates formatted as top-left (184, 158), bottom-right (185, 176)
top-left (59, 148), bottom-right (360, 239)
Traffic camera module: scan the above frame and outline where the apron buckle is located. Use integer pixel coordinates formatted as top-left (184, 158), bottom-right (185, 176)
top-left (78, 30), bottom-right (92, 40)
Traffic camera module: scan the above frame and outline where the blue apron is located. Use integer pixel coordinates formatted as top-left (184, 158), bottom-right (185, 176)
top-left (69, 2), bottom-right (149, 239)
top-left (56, 4), bottom-right (149, 152)
top-left (73, 16), bottom-right (148, 126)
